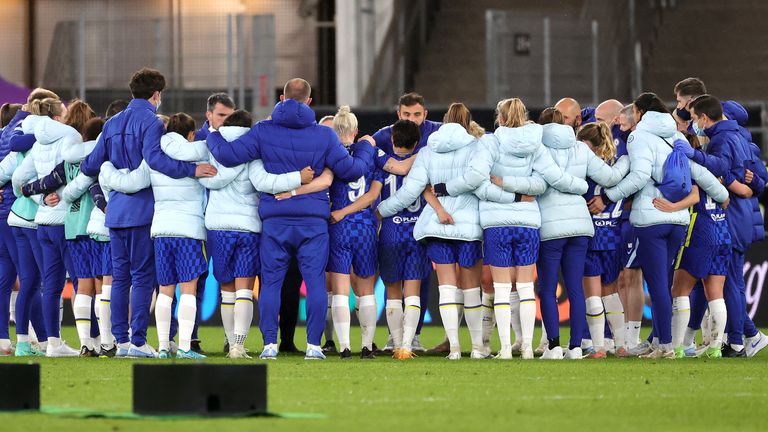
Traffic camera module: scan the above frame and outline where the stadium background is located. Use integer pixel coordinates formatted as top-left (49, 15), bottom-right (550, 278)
top-left (2, 0), bottom-right (767, 327)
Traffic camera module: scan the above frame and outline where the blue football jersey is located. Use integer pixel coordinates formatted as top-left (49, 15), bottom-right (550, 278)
top-left (585, 178), bottom-right (624, 251)
top-left (687, 182), bottom-right (731, 247)
top-left (374, 154), bottom-right (425, 244)
top-left (328, 146), bottom-right (376, 225)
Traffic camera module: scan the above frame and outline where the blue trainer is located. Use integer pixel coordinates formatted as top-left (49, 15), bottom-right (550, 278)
top-left (158, 350), bottom-right (171, 359)
top-left (14, 341), bottom-right (45, 357)
top-left (115, 346), bottom-right (130, 358)
top-left (176, 349), bottom-right (207, 360)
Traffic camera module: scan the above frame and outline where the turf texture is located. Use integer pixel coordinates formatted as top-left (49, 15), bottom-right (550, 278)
top-left (1, 325), bottom-right (767, 431)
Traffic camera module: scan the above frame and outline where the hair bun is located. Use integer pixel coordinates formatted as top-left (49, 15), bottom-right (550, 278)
top-left (337, 105), bottom-right (351, 116)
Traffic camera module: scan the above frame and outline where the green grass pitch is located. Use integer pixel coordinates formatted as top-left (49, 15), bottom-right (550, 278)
top-left (1, 325), bottom-right (767, 431)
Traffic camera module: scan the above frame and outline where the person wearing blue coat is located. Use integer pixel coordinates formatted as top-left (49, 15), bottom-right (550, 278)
top-left (677, 95), bottom-right (768, 357)
top-left (605, 93), bottom-right (729, 359)
top-left (206, 78), bottom-right (374, 360)
top-left (81, 68), bottom-right (219, 358)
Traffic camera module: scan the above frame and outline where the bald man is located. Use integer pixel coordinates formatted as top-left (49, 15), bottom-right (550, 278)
top-left (554, 98), bottom-right (582, 128)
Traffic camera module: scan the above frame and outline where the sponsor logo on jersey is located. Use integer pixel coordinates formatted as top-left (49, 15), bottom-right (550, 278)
top-left (595, 220), bottom-right (618, 227)
top-left (392, 215), bottom-right (419, 224)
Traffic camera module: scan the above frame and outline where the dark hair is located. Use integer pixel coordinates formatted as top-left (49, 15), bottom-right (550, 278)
top-left (129, 68), bottom-right (166, 100)
top-left (166, 113), bottom-right (196, 138)
top-left (283, 78), bottom-right (311, 102)
top-left (82, 117), bottom-right (105, 142)
top-left (633, 92), bottom-right (670, 116)
top-left (398, 92), bottom-right (426, 108)
top-left (206, 92), bottom-right (235, 112)
top-left (1, 103), bottom-right (22, 128)
top-left (538, 107), bottom-right (564, 125)
top-left (674, 77), bottom-right (707, 98)
top-left (64, 99), bottom-right (96, 134)
top-left (105, 99), bottom-right (129, 118)
top-left (682, 131), bottom-right (701, 149)
top-left (391, 119), bottom-right (421, 150)
top-left (689, 94), bottom-right (723, 121)
top-left (223, 109), bottom-right (253, 128)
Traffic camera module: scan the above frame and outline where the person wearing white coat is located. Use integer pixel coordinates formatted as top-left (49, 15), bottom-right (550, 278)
top-left (379, 103), bottom-right (502, 360)
top-left (603, 93), bottom-right (729, 359)
top-left (197, 110), bottom-right (305, 358)
top-left (434, 98), bottom-right (590, 360)
top-left (12, 99), bottom-right (81, 357)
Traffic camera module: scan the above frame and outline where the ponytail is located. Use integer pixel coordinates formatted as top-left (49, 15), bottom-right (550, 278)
top-left (444, 102), bottom-right (484, 137)
top-left (495, 98), bottom-right (529, 128)
top-left (28, 98), bottom-right (64, 118)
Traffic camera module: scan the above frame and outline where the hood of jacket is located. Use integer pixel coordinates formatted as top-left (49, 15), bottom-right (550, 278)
top-left (20, 114), bottom-right (46, 135)
top-left (722, 100), bottom-right (748, 127)
top-left (270, 99), bottom-right (316, 129)
top-left (494, 123), bottom-right (542, 157)
top-left (219, 126), bottom-right (250, 142)
top-left (542, 123), bottom-right (577, 149)
top-left (635, 111), bottom-right (677, 139)
top-left (33, 116), bottom-right (80, 146)
top-left (428, 123), bottom-right (476, 153)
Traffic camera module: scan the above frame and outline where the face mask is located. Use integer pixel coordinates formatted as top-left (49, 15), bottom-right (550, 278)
top-left (675, 107), bottom-right (691, 121)
top-left (693, 121), bottom-right (706, 136)
top-left (156, 97), bottom-right (162, 110)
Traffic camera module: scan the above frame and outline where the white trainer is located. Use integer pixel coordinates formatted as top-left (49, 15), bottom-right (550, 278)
top-left (46, 341), bottom-right (80, 357)
top-left (745, 332), bottom-right (768, 358)
top-left (228, 344), bottom-right (251, 359)
top-left (446, 351), bottom-right (461, 360)
top-left (510, 340), bottom-right (522, 355)
top-left (495, 345), bottom-right (513, 360)
top-left (534, 339), bottom-right (548, 355)
top-left (565, 347), bottom-right (583, 360)
top-left (470, 349), bottom-right (487, 359)
top-left (540, 346), bottom-right (563, 360)
top-left (520, 344), bottom-right (534, 360)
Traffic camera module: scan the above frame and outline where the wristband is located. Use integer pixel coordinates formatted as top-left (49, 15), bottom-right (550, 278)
top-left (514, 193), bottom-right (523, 203)
top-left (291, 189), bottom-right (297, 197)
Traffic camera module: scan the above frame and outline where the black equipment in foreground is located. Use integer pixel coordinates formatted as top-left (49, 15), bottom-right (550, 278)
top-left (133, 364), bottom-right (267, 416)
top-left (0, 363), bottom-right (40, 411)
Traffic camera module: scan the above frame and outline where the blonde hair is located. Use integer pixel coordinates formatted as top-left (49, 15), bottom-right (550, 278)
top-left (577, 122), bottom-right (616, 162)
top-left (26, 88), bottom-right (59, 105)
top-left (443, 102), bottom-right (485, 138)
top-left (28, 97), bottom-right (64, 118)
top-left (333, 105), bottom-right (358, 139)
top-left (496, 98), bottom-right (528, 128)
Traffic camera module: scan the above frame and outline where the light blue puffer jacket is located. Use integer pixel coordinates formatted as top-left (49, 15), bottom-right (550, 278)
top-left (605, 111), bottom-right (729, 227)
top-left (378, 123), bottom-right (482, 241)
top-left (444, 123), bottom-right (590, 229)
top-left (537, 123), bottom-right (630, 240)
top-left (199, 126), bottom-right (301, 233)
top-left (100, 133), bottom-right (208, 240)
top-left (12, 116), bottom-right (81, 226)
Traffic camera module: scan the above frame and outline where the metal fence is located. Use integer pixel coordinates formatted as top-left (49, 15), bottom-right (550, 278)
top-left (41, 14), bottom-right (276, 119)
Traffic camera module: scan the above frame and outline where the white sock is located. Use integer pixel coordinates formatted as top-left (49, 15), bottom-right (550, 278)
top-left (627, 321), bottom-right (642, 348)
top-left (481, 291), bottom-right (495, 351)
top-left (672, 296), bottom-right (691, 349)
top-left (17, 334), bottom-right (29, 343)
top-left (510, 290), bottom-right (522, 342)
top-left (233, 289), bottom-right (253, 346)
top-left (73, 294), bottom-right (93, 350)
top-left (683, 327), bottom-right (697, 347)
top-left (517, 282), bottom-right (536, 346)
top-left (220, 291), bottom-right (236, 345)
top-left (178, 294), bottom-right (197, 352)
top-left (385, 299), bottom-right (404, 349)
top-left (332, 295), bottom-right (351, 351)
top-left (463, 287), bottom-right (483, 351)
top-left (701, 309), bottom-right (712, 345)
top-left (358, 295), bottom-right (377, 350)
top-left (708, 299), bottom-right (727, 349)
top-left (540, 322), bottom-right (548, 346)
top-left (10, 290), bottom-right (17, 322)
top-left (98, 285), bottom-right (113, 347)
top-left (59, 296), bottom-right (64, 327)
top-left (602, 293), bottom-right (626, 349)
top-left (586, 296), bottom-right (605, 350)
top-left (28, 324), bottom-right (37, 344)
top-left (324, 292), bottom-right (334, 342)
top-left (155, 293), bottom-right (173, 352)
top-left (403, 296), bottom-right (420, 351)
top-left (354, 295), bottom-right (361, 323)
top-left (493, 282), bottom-right (512, 348)
top-left (438, 285), bottom-right (460, 352)
top-left (455, 288), bottom-right (465, 326)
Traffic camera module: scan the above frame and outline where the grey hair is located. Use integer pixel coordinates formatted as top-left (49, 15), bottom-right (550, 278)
top-left (620, 104), bottom-right (636, 127)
